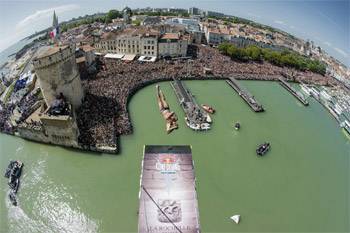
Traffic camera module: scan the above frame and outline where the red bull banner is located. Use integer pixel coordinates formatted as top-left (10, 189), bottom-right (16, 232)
top-left (138, 145), bottom-right (201, 233)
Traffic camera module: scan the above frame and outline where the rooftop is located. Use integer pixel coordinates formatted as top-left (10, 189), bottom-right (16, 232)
top-left (35, 45), bottom-right (69, 59)
top-left (160, 33), bottom-right (179, 40)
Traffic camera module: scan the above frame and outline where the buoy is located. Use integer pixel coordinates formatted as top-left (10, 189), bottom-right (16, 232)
top-left (230, 215), bottom-right (240, 224)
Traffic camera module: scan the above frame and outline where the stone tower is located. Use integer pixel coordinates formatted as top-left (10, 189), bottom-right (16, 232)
top-left (32, 44), bottom-right (84, 108)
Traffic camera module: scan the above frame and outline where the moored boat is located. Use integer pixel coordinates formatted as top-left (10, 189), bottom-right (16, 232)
top-left (200, 123), bottom-right (211, 130)
top-left (201, 104), bottom-right (215, 114)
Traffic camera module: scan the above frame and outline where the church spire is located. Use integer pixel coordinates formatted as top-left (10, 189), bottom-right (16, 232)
top-left (52, 10), bottom-right (58, 28)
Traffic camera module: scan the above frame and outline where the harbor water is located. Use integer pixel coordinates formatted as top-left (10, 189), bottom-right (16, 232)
top-left (1, 80), bottom-right (349, 232)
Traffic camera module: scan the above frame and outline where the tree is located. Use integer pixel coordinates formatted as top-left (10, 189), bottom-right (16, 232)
top-left (106, 9), bottom-right (121, 23)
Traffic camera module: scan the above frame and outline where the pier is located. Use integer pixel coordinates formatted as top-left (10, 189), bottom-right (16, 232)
top-left (171, 79), bottom-right (212, 130)
top-left (226, 77), bottom-right (264, 112)
top-left (278, 77), bottom-right (309, 106)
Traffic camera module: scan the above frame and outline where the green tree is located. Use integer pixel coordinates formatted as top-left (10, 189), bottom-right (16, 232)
top-left (106, 10), bottom-right (121, 23)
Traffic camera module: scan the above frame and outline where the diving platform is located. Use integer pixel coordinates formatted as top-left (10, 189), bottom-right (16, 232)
top-left (278, 77), bottom-right (309, 106)
top-left (138, 145), bottom-right (201, 233)
top-left (226, 77), bottom-right (264, 112)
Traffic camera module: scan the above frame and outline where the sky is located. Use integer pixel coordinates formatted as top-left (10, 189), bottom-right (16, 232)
top-left (0, 0), bottom-right (349, 66)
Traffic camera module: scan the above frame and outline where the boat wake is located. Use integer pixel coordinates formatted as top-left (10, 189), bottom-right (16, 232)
top-left (6, 149), bottom-right (99, 233)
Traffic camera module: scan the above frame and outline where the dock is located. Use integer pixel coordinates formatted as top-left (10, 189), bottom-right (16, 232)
top-left (226, 77), bottom-right (264, 112)
top-left (171, 80), bottom-right (212, 130)
top-left (278, 77), bottom-right (309, 106)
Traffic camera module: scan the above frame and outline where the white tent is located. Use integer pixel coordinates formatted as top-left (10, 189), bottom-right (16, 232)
top-left (122, 54), bottom-right (136, 61)
top-left (104, 53), bottom-right (124, 59)
top-left (138, 56), bottom-right (157, 62)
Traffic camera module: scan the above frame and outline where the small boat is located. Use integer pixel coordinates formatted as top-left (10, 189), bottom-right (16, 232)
top-left (5, 160), bottom-right (23, 205)
top-left (234, 122), bottom-right (240, 130)
top-left (230, 215), bottom-right (240, 224)
top-left (256, 142), bottom-right (270, 156)
top-left (201, 104), bottom-right (215, 114)
top-left (201, 123), bottom-right (211, 130)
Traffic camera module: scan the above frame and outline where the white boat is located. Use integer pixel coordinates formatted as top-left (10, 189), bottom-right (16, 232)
top-left (185, 118), bottom-right (201, 130)
top-left (230, 215), bottom-right (240, 224)
top-left (206, 114), bottom-right (212, 123)
top-left (200, 123), bottom-right (211, 130)
top-left (300, 84), bottom-right (311, 96)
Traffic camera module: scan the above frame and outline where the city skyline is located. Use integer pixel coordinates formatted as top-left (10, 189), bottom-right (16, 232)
top-left (0, 0), bottom-right (349, 66)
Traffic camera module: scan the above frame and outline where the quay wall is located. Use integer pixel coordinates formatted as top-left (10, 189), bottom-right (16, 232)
top-left (6, 74), bottom-right (284, 154)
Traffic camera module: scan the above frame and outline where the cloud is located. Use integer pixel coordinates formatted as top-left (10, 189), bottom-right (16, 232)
top-left (274, 20), bottom-right (286, 26)
top-left (289, 25), bottom-right (296, 29)
top-left (334, 47), bottom-right (348, 58)
top-left (16, 4), bottom-right (80, 30)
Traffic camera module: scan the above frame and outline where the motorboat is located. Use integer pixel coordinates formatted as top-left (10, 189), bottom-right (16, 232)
top-left (5, 160), bottom-right (23, 179)
top-left (4, 160), bottom-right (23, 205)
top-left (230, 215), bottom-right (240, 224)
top-left (4, 161), bottom-right (16, 178)
top-left (234, 122), bottom-right (240, 130)
top-left (201, 104), bottom-right (215, 114)
top-left (256, 142), bottom-right (270, 156)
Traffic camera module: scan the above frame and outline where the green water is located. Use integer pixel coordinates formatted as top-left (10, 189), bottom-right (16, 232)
top-left (1, 80), bottom-right (349, 232)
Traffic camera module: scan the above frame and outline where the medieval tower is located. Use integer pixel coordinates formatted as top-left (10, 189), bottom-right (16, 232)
top-left (32, 11), bottom-right (83, 109)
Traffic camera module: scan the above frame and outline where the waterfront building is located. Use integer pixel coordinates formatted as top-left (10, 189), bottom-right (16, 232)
top-left (94, 27), bottom-right (189, 58)
top-left (95, 28), bottom-right (159, 56)
top-left (158, 33), bottom-right (188, 58)
top-left (32, 44), bottom-right (84, 109)
top-left (163, 17), bottom-right (202, 44)
top-left (75, 44), bottom-right (96, 77)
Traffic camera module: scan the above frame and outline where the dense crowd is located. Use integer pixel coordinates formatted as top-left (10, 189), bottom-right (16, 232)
top-left (16, 89), bottom-right (42, 123)
top-left (76, 93), bottom-right (118, 148)
top-left (76, 45), bottom-right (334, 147)
top-left (0, 45), bottom-right (337, 149)
top-left (0, 102), bottom-right (15, 134)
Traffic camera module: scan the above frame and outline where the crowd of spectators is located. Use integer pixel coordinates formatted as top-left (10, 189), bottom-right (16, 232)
top-left (16, 89), bottom-right (42, 122)
top-left (0, 45), bottom-right (336, 149)
top-left (0, 102), bottom-right (15, 134)
top-left (76, 45), bottom-right (333, 148)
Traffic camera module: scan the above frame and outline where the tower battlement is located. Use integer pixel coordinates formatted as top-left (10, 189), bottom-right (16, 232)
top-left (33, 45), bottom-right (75, 69)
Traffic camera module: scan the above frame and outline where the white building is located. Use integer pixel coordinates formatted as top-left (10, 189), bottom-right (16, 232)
top-left (158, 33), bottom-right (188, 58)
top-left (95, 27), bottom-right (189, 58)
